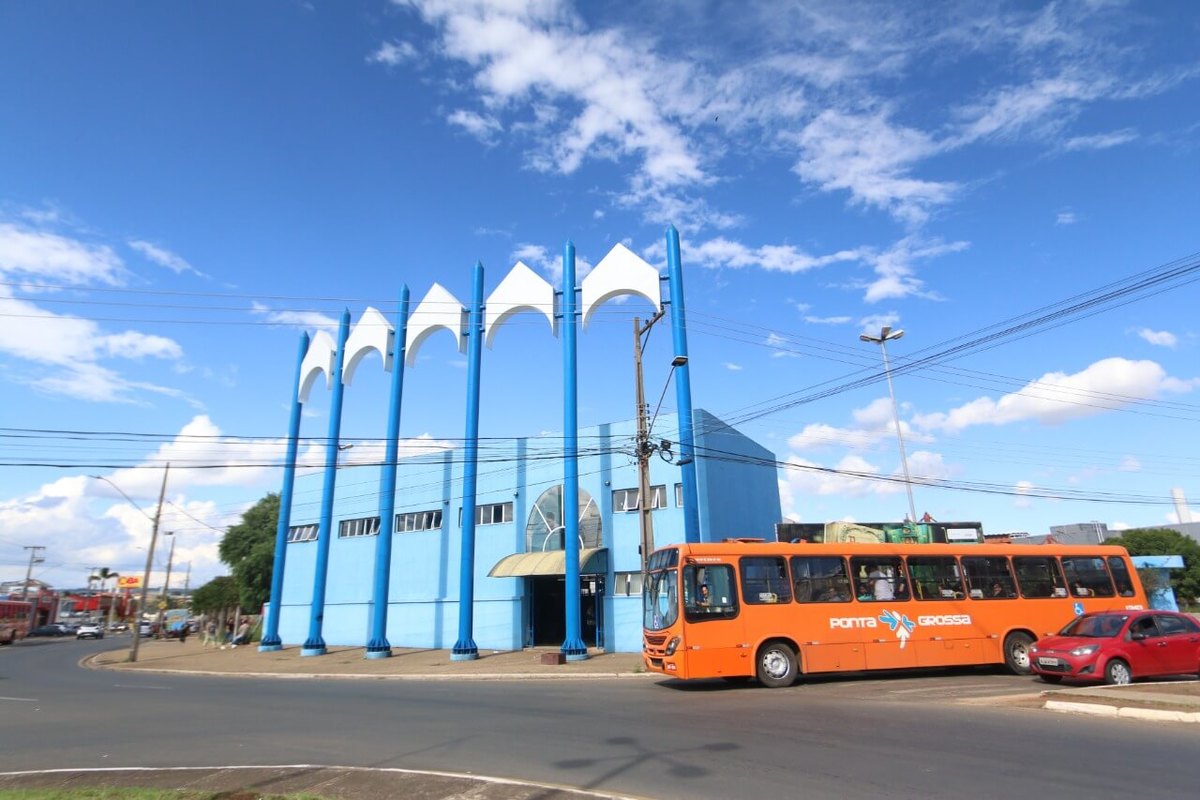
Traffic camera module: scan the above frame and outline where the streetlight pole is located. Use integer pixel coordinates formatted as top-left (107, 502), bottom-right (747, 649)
top-left (860, 326), bottom-right (918, 524)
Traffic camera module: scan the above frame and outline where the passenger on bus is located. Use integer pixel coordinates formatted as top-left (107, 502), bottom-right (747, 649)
top-left (869, 565), bottom-right (894, 601)
top-left (818, 586), bottom-right (845, 602)
top-left (697, 584), bottom-right (711, 606)
top-left (990, 582), bottom-right (1005, 598)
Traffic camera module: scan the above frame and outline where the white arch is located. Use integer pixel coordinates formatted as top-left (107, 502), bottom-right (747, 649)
top-left (343, 306), bottom-right (395, 386)
top-left (580, 242), bottom-right (661, 329)
top-left (484, 261), bottom-right (556, 348)
top-left (297, 330), bottom-right (336, 403)
top-left (405, 283), bottom-right (466, 367)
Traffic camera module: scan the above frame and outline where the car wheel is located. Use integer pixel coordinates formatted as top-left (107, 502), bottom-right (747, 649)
top-left (1003, 631), bottom-right (1035, 675)
top-left (756, 641), bottom-right (798, 688)
top-left (1037, 674), bottom-right (1063, 684)
top-left (1104, 659), bottom-right (1132, 686)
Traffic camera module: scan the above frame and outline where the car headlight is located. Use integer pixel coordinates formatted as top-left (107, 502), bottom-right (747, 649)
top-left (665, 637), bottom-right (681, 656)
top-left (1030, 645), bottom-right (1039, 654)
top-left (1069, 644), bottom-right (1099, 657)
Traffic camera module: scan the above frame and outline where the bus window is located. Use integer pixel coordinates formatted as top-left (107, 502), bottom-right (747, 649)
top-left (790, 556), bottom-right (851, 603)
top-left (684, 563), bottom-right (738, 622)
top-left (849, 557), bottom-right (905, 601)
top-left (1107, 556), bottom-right (1137, 597)
top-left (960, 556), bottom-right (1016, 599)
top-left (740, 557), bottom-right (792, 604)
top-left (1062, 556), bottom-right (1115, 597)
top-left (1013, 556), bottom-right (1068, 599)
top-left (906, 556), bottom-right (964, 600)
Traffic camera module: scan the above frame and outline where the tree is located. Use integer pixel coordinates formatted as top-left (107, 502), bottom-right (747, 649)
top-left (218, 492), bottom-right (280, 612)
top-left (190, 575), bottom-right (241, 616)
top-left (1106, 527), bottom-right (1200, 605)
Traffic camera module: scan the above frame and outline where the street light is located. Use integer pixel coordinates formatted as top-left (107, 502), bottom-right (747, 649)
top-left (859, 326), bottom-right (918, 524)
top-left (91, 465), bottom-right (170, 663)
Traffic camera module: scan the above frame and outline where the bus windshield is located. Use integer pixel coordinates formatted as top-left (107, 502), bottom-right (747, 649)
top-left (643, 569), bottom-right (678, 631)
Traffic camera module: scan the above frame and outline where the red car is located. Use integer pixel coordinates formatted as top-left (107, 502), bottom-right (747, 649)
top-left (1030, 610), bottom-right (1200, 685)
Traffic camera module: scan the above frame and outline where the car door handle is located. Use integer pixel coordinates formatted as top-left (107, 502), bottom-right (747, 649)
top-left (1156, 642), bottom-right (1168, 647)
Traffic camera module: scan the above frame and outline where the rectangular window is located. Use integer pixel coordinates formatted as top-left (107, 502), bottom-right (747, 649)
top-left (1013, 557), bottom-right (1068, 598)
top-left (1061, 556), bottom-right (1116, 597)
top-left (472, 501), bottom-right (513, 526)
top-left (790, 556), bottom-right (851, 603)
top-left (395, 509), bottom-right (443, 533)
top-left (286, 523), bottom-right (318, 543)
top-left (739, 556), bottom-right (793, 604)
top-left (613, 571), bottom-right (644, 597)
top-left (1106, 556), bottom-right (1137, 597)
top-left (612, 486), bottom-right (666, 512)
top-left (849, 557), bottom-right (909, 601)
top-left (907, 556), bottom-right (965, 600)
top-left (338, 516), bottom-right (380, 538)
top-left (960, 556), bottom-right (1017, 599)
top-left (684, 563), bottom-right (738, 621)
top-left (675, 483), bottom-right (683, 507)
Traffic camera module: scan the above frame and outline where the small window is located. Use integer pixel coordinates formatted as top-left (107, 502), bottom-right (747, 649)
top-left (1155, 615), bottom-right (1190, 636)
top-left (960, 556), bottom-right (1017, 599)
top-left (790, 556), bottom-right (851, 603)
top-left (675, 483), bottom-right (683, 507)
top-left (338, 516), bottom-right (380, 538)
top-left (684, 563), bottom-right (738, 621)
top-left (613, 571), bottom-right (644, 597)
top-left (1013, 557), bottom-right (1068, 599)
top-left (1106, 556), bottom-right (1136, 597)
top-left (1061, 557), bottom-right (1115, 597)
top-left (395, 509), bottom-right (443, 533)
top-left (739, 557), bottom-right (792, 604)
top-left (1129, 615), bottom-right (1159, 638)
top-left (286, 523), bottom-right (318, 543)
top-left (907, 556), bottom-right (965, 600)
top-left (849, 557), bottom-right (907, 602)
top-left (467, 501), bottom-right (513, 526)
top-left (612, 486), bottom-right (666, 512)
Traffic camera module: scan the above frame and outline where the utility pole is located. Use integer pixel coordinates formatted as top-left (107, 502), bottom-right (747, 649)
top-left (21, 546), bottom-right (45, 628)
top-left (157, 533), bottom-right (176, 632)
top-left (130, 463), bottom-right (170, 664)
top-left (633, 312), bottom-right (665, 579)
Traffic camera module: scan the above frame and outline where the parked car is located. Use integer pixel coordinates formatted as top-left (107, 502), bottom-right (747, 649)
top-left (138, 621), bottom-right (152, 637)
top-left (27, 624), bottom-right (71, 637)
top-left (1030, 610), bottom-right (1200, 685)
top-left (76, 623), bottom-right (104, 640)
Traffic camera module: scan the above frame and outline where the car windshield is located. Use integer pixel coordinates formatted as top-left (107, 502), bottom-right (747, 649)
top-left (1059, 614), bottom-right (1128, 638)
top-left (643, 569), bottom-right (679, 631)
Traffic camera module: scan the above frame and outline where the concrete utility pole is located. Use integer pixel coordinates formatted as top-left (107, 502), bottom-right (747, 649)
top-left (156, 532), bottom-right (176, 632)
top-left (21, 546), bottom-right (45, 628)
top-left (130, 463), bottom-right (170, 664)
top-left (633, 313), bottom-right (665, 579)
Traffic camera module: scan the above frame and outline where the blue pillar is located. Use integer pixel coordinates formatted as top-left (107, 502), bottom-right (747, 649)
top-left (561, 241), bottom-right (588, 660)
top-left (366, 287), bottom-right (410, 658)
top-left (302, 309), bottom-right (351, 656)
top-left (667, 226), bottom-right (701, 543)
top-left (259, 331), bottom-right (309, 652)
top-left (452, 263), bottom-right (484, 661)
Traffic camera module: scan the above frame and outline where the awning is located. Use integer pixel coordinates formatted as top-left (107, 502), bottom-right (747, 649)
top-left (488, 547), bottom-right (608, 578)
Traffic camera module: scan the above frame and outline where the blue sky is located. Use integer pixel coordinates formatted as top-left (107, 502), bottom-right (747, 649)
top-left (1, 0), bottom-right (1198, 591)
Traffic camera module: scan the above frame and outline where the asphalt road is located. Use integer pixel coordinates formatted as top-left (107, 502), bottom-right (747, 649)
top-left (2, 637), bottom-right (1198, 800)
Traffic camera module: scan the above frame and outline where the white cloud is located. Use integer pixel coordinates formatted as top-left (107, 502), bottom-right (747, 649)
top-left (723, 362), bottom-right (742, 371)
top-left (510, 242), bottom-right (593, 283)
top-left (1064, 129), bottom-right (1138, 151)
top-left (128, 240), bottom-right (206, 277)
top-left (367, 40), bottom-right (418, 66)
top-left (1014, 480), bottom-right (1036, 509)
top-left (446, 109), bottom-right (502, 142)
top-left (788, 397), bottom-right (930, 453)
top-left (250, 301), bottom-right (339, 332)
top-left (0, 223), bottom-right (124, 285)
top-left (1056, 210), bottom-right (1077, 225)
top-left (1137, 328), bottom-right (1177, 348)
top-left (859, 312), bottom-right (901, 335)
top-left (781, 453), bottom-right (903, 499)
top-left (804, 315), bottom-right (853, 325)
top-left (860, 236), bottom-right (968, 303)
top-left (685, 236), bottom-right (865, 274)
top-left (914, 358), bottom-right (1196, 433)
top-left (1118, 456), bottom-right (1141, 473)
top-left (764, 332), bottom-right (799, 358)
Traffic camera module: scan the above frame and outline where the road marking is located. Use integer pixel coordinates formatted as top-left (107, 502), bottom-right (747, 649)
top-left (0, 696), bottom-right (38, 702)
top-left (111, 684), bottom-right (170, 690)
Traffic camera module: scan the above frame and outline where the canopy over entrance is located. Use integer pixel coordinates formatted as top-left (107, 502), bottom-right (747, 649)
top-left (488, 547), bottom-right (608, 578)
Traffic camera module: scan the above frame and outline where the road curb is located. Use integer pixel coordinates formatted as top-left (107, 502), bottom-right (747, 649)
top-left (1043, 699), bottom-right (1200, 723)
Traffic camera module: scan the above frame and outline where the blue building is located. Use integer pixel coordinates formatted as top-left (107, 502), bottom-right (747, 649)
top-left (275, 409), bottom-right (780, 653)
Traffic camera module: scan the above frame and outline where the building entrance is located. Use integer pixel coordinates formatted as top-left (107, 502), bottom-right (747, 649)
top-left (528, 576), bottom-right (602, 647)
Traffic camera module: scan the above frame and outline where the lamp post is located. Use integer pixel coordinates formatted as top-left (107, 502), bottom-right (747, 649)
top-left (859, 326), bottom-right (918, 524)
top-left (91, 464), bottom-right (170, 663)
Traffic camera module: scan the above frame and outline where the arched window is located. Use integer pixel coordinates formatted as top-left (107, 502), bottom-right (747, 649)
top-left (525, 485), bottom-right (602, 552)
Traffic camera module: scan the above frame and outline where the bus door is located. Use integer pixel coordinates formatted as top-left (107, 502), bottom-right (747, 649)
top-left (682, 561), bottom-right (747, 678)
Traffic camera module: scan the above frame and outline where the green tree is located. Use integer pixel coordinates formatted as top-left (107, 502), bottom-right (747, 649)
top-left (1106, 527), bottom-right (1200, 605)
top-left (218, 492), bottom-right (280, 612)
top-left (190, 575), bottom-right (241, 615)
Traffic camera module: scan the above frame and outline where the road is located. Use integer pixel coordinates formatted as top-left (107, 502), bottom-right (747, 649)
top-left (2, 637), bottom-right (1197, 799)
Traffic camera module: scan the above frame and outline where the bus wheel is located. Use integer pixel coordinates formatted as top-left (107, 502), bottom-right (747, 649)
top-left (1003, 631), bottom-right (1034, 675)
top-left (756, 642), bottom-right (797, 688)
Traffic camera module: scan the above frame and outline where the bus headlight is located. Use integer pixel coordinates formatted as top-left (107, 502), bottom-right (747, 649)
top-left (665, 637), bottom-right (681, 656)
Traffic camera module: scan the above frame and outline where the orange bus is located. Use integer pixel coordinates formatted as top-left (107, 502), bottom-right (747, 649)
top-left (0, 599), bottom-right (32, 645)
top-left (642, 540), bottom-right (1147, 687)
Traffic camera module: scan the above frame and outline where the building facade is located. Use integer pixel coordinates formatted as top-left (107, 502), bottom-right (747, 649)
top-left (274, 409), bottom-right (780, 653)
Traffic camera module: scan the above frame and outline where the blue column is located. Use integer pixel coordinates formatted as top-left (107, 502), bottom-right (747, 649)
top-left (452, 263), bottom-right (484, 661)
top-left (259, 331), bottom-right (309, 652)
top-left (667, 226), bottom-right (701, 543)
top-left (366, 287), bottom-right (410, 658)
top-left (561, 241), bottom-right (588, 660)
top-left (302, 309), bottom-right (351, 656)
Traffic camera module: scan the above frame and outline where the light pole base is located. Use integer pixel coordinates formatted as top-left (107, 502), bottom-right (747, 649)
top-left (364, 648), bottom-right (391, 660)
top-left (258, 644), bottom-right (283, 652)
top-left (300, 646), bottom-right (327, 657)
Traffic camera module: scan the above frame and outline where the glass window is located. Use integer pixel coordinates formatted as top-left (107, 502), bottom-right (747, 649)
top-left (613, 571), bottom-right (643, 597)
top-left (1013, 557), bottom-right (1068, 599)
top-left (526, 486), bottom-right (601, 551)
top-left (643, 569), bottom-right (679, 631)
top-left (395, 509), bottom-right (442, 533)
top-left (338, 516), bottom-right (380, 538)
top-left (1061, 557), bottom-right (1115, 597)
top-left (684, 563), bottom-right (738, 622)
top-left (612, 485), bottom-right (666, 512)
top-left (907, 556), bottom-right (964, 600)
top-left (286, 523), bottom-right (318, 543)
top-left (790, 556), bottom-right (851, 603)
top-left (1107, 556), bottom-right (1137, 597)
top-left (849, 557), bottom-right (907, 602)
top-left (960, 556), bottom-right (1017, 599)
top-left (675, 483), bottom-right (683, 507)
top-left (1155, 614), bottom-right (1192, 636)
top-left (740, 557), bottom-right (792, 604)
top-left (1129, 615), bottom-right (1159, 638)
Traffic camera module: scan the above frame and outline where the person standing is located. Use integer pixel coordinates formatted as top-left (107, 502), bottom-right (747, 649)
top-left (202, 620), bottom-right (217, 648)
